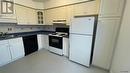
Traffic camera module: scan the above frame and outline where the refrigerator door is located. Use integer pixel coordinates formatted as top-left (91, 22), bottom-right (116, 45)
top-left (70, 17), bottom-right (95, 35)
top-left (69, 34), bottom-right (93, 67)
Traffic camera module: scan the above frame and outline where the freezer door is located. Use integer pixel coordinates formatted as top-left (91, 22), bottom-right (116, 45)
top-left (69, 34), bottom-right (93, 67)
top-left (70, 17), bottom-right (95, 35)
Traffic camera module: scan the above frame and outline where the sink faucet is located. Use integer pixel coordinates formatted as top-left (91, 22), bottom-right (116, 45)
top-left (0, 32), bottom-right (8, 37)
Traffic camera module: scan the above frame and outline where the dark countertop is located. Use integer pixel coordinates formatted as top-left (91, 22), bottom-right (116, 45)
top-left (0, 30), bottom-right (69, 40)
top-left (0, 30), bottom-right (55, 40)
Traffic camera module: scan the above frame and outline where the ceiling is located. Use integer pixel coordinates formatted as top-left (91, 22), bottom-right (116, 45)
top-left (32, 0), bottom-right (49, 2)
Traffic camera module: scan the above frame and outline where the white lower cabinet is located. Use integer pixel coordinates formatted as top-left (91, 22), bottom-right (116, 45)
top-left (0, 40), bottom-right (11, 67)
top-left (63, 37), bottom-right (69, 57)
top-left (0, 35), bottom-right (50, 67)
top-left (37, 35), bottom-right (44, 50)
top-left (44, 35), bottom-right (49, 50)
top-left (0, 37), bottom-right (25, 67)
top-left (37, 34), bottom-right (49, 50)
top-left (8, 37), bottom-right (25, 61)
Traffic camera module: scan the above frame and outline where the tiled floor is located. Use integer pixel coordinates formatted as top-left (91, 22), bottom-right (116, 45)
top-left (0, 49), bottom-right (109, 73)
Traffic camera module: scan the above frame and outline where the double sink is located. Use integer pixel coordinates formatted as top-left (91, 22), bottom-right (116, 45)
top-left (0, 32), bottom-right (19, 39)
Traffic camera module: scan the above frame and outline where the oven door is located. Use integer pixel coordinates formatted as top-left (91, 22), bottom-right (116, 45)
top-left (49, 36), bottom-right (63, 49)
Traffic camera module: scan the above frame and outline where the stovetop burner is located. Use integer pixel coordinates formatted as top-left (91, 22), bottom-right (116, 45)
top-left (49, 32), bottom-right (68, 37)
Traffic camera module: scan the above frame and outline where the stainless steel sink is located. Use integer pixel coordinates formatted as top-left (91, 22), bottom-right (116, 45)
top-left (0, 32), bottom-right (17, 38)
top-left (0, 35), bottom-right (17, 38)
top-left (0, 32), bottom-right (7, 38)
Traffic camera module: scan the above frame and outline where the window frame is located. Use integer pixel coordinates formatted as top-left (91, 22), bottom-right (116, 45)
top-left (1, 0), bottom-right (14, 14)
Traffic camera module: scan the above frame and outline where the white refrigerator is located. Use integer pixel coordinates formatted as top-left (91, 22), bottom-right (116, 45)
top-left (69, 16), bottom-right (96, 67)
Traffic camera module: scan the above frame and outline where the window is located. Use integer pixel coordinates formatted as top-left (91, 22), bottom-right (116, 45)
top-left (1, 0), bottom-right (14, 14)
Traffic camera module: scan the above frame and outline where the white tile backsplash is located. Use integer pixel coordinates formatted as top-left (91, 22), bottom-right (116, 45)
top-left (0, 24), bottom-right (45, 33)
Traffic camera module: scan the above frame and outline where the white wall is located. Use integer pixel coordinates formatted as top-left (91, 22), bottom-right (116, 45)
top-left (14, 0), bottom-right (44, 9)
top-left (43, 0), bottom-right (90, 9)
top-left (110, 0), bottom-right (130, 73)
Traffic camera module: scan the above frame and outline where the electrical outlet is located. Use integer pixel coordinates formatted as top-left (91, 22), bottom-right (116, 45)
top-left (8, 28), bottom-right (12, 31)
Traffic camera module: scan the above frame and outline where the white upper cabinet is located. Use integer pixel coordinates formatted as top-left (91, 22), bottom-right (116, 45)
top-left (99, 0), bottom-right (125, 17)
top-left (52, 7), bottom-right (67, 20)
top-left (44, 0), bottom-right (100, 25)
top-left (44, 7), bottom-right (67, 25)
top-left (8, 37), bottom-right (25, 61)
top-left (73, 0), bottom-right (100, 16)
top-left (0, 40), bottom-right (11, 67)
top-left (37, 10), bottom-right (45, 25)
top-left (66, 5), bottom-right (74, 25)
top-left (15, 4), bottom-right (37, 25)
top-left (44, 9), bottom-right (53, 25)
top-left (15, 5), bottom-right (28, 24)
top-left (27, 8), bottom-right (37, 25)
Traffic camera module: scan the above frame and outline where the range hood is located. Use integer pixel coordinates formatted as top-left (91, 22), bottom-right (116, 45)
top-left (53, 20), bottom-right (67, 25)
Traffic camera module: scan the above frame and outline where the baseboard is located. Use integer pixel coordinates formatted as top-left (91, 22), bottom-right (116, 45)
top-left (91, 65), bottom-right (109, 72)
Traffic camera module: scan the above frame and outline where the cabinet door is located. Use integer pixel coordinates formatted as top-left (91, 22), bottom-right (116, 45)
top-left (92, 18), bottom-right (120, 70)
top-left (36, 10), bottom-right (45, 25)
top-left (0, 43), bottom-right (11, 67)
top-left (37, 35), bottom-right (44, 50)
top-left (73, 0), bottom-right (100, 16)
top-left (53, 7), bottom-right (67, 19)
top-left (37, 35), bottom-right (49, 50)
top-left (44, 9), bottom-right (53, 25)
top-left (66, 5), bottom-right (74, 25)
top-left (9, 37), bottom-right (25, 61)
top-left (15, 5), bottom-right (28, 25)
top-left (99, 0), bottom-right (125, 17)
top-left (15, 5), bottom-right (37, 25)
top-left (27, 8), bottom-right (37, 25)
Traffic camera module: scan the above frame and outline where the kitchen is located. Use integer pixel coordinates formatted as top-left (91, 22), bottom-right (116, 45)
top-left (0, 0), bottom-right (129, 73)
